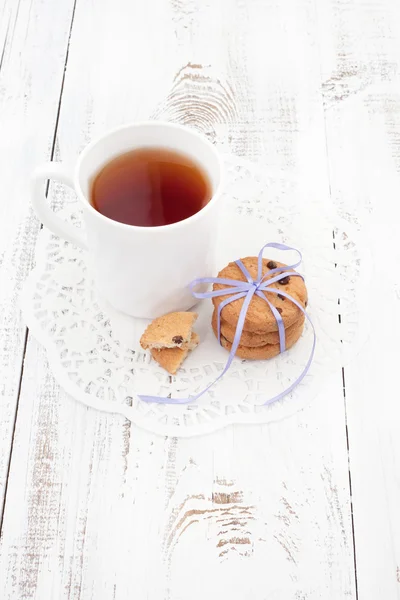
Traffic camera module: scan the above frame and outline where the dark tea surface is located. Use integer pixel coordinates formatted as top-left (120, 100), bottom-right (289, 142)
top-left (91, 147), bottom-right (211, 227)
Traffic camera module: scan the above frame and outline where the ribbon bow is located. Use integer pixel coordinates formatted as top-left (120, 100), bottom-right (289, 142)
top-left (139, 242), bottom-right (316, 406)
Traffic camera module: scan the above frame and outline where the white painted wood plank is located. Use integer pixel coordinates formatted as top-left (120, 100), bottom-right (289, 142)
top-left (0, 0), bottom-right (356, 598)
top-left (317, 0), bottom-right (400, 597)
top-left (0, 0), bottom-right (76, 513)
top-left (1, 343), bottom-right (355, 600)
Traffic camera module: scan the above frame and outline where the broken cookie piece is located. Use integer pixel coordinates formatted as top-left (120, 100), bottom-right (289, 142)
top-left (150, 332), bottom-right (200, 375)
top-left (140, 312), bottom-right (200, 374)
top-left (140, 311), bottom-right (198, 350)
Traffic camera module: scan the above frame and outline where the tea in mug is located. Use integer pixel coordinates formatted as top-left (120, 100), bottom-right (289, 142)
top-left (91, 147), bottom-right (212, 227)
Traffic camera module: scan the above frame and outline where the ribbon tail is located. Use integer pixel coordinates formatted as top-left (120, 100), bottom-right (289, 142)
top-left (262, 310), bottom-right (316, 406)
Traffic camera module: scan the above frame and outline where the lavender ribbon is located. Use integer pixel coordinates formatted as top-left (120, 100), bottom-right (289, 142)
top-left (139, 242), bottom-right (316, 406)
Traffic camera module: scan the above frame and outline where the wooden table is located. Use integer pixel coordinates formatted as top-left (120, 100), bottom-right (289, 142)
top-left (1, 0), bottom-right (400, 598)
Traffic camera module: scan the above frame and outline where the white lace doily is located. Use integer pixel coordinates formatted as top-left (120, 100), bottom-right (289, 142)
top-left (22, 155), bottom-right (370, 437)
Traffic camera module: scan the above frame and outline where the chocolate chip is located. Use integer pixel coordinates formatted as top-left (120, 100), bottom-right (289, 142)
top-left (267, 260), bottom-right (277, 269)
top-left (172, 335), bottom-right (183, 344)
top-left (305, 300), bottom-right (308, 307)
top-left (279, 276), bottom-right (290, 285)
top-left (277, 307), bottom-right (283, 315)
top-left (278, 294), bottom-right (285, 301)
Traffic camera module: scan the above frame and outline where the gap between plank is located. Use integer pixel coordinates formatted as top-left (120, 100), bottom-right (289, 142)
top-left (342, 366), bottom-right (359, 600)
top-left (313, 0), bottom-right (360, 583)
top-left (332, 227), bottom-right (359, 600)
top-left (0, 0), bottom-right (78, 536)
top-left (0, 19), bottom-right (10, 73)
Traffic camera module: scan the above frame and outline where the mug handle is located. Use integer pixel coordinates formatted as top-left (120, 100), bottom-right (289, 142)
top-left (31, 163), bottom-right (88, 250)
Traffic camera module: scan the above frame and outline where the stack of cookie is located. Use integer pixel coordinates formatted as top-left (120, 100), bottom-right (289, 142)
top-left (211, 257), bottom-right (307, 359)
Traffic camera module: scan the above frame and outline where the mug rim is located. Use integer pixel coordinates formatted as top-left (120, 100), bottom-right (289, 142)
top-left (74, 120), bottom-right (224, 232)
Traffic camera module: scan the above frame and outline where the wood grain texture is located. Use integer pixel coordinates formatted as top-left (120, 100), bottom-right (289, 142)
top-left (0, 0), bottom-right (76, 515)
top-left (0, 0), bottom-right (363, 598)
top-left (318, 1), bottom-right (400, 598)
top-left (1, 343), bottom-right (354, 599)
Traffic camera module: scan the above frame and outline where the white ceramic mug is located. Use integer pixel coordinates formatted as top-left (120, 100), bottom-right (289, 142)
top-left (32, 122), bottom-right (224, 318)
